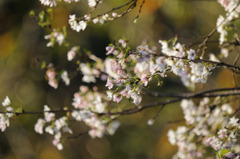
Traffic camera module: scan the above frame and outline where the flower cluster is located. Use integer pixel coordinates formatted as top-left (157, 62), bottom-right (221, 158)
top-left (68, 12), bottom-right (123, 32)
top-left (159, 40), bottom-right (215, 87)
top-left (80, 63), bottom-right (101, 83)
top-left (69, 14), bottom-right (88, 32)
top-left (107, 84), bottom-right (142, 105)
top-left (46, 64), bottom-right (58, 89)
top-left (44, 29), bottom-right (65, 47)
top-left (217, 0), bottom-right (240, 57)
top-left (39, 0), bottom-right (79, 7)
top-left (0, 96), bottom-right (14, 132)
top-left (103, 39), bottom-right (217, 107)
top-left (92, 13), bottom-right (121, 25)
top-left (46, 64), bottom-right (71, 88)
top-left (71, 86), bottom-right (120, 138)
top-left (168, 98), bottom-right (240, 158)
top-left (35, 105), bottom-right (72, 150)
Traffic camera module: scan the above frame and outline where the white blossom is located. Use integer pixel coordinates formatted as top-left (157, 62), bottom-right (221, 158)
top-left (130, 92), bottom-right (142, 105)
top-left (88, 0), bottom-right (96, 7)
top-left (67, 46), bottom-right (78, 61)
top-left (44, 105), bottom-right (55, 122)
top-left (107, 121), bottom-right (120, 135)
top-left (2, 96), bottom-right (10, 107)
top-left (229, 117), bottom-right (239, 127)
top-left (45, 125), bottom-right (54, 135)
top-left (0, 114), bottom-right (10, 132)
top-left (106, 91), bottom-right (113, 99)
top-left (39, 0), bottom-right (56, 7)
top-left (61, 71), bottom-right (70, 86)
top-left (167, 130), bottom-right (176, 145)
top-left (69, 15), bottom-right (87, 32)
top-left (35, 118), bottom-right (46, 134)
top-left (80, 63), bottom-right (96, 83)
top-left (187, 49), bottom-right (196, 60)
top-left (147, 119), bottom-right (154, 126)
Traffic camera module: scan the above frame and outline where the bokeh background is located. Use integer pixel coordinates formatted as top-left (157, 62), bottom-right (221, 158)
top-left (0, 0), bottom-right (236, 158)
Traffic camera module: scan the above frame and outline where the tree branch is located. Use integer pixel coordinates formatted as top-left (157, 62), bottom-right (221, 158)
top-left (100, 87), bottom-right (240, 116)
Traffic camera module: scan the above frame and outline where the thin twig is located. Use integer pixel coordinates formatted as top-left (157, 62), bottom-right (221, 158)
top-left (134, 0), bottom-right (145, 20)
top-left (232, 47), bottom-right (240, 87)
top-left (195, 3), bottom-right (240, 57)
top-left (167, 119), bottom-right (185, 124)
top-left (90, 0), bottom-right (138, 21)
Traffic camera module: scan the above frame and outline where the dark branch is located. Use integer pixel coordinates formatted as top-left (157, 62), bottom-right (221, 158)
top-left (99, 87), bottom-right (240, 116)
top-left (143, 87), bottom-right (240, 98)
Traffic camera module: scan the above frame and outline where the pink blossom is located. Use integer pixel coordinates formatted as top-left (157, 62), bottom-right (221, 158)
top-left (72, 92), bottom-right (88, 109)
top-left (44, 105), bottom-right (55, 122)
top-left (48, 79), bottom-right (58, 89)
top-left (0, 114), bottom-right (9, 132)
top-left (106, 46), bottom-right (115, 55)
top-left (218, 0), bottom-right (228, 10)
top-left (46, 69), bottom-right (56, 80)
top-left (67, 47), bottom-right (78, 61)
top-left (218, 129), bottom-right (227, 139)
top-left (46, 69), bottom-right (58, 89)
top-left (106, 78), bottom-right (114, 89)
top-left (52, 138), bottom-right (63, 150)
top-left (141, 74), bottom-right (149, 86)
top-left (113, 94), bottom-right (122, 103)
top-left (118, 39), bottom-right (126, 48)
top-left (121, 90), bottom-right (130, 98)
top-left (80, 86), bottom-right (89, 93)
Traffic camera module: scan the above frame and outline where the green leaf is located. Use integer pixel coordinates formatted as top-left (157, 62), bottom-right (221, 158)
top-left (124, 52), bottom-right (128, 58)
top-left (171, 36), bottom-right (178, 46)
top-left (41, 61), bottom-right (47, 69)
top-left (29, 10), bottom-right (35, 17)
top-left (212, 148), bottom-right (222, 159)
top-left (167, 36), bottom-right (178, 47)
top-left (47, 8), bottom-right (53, 13)
top-left (15, 108), bottom-right (23, 114)
top-left (220, 149), bottom-right (230, 156)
